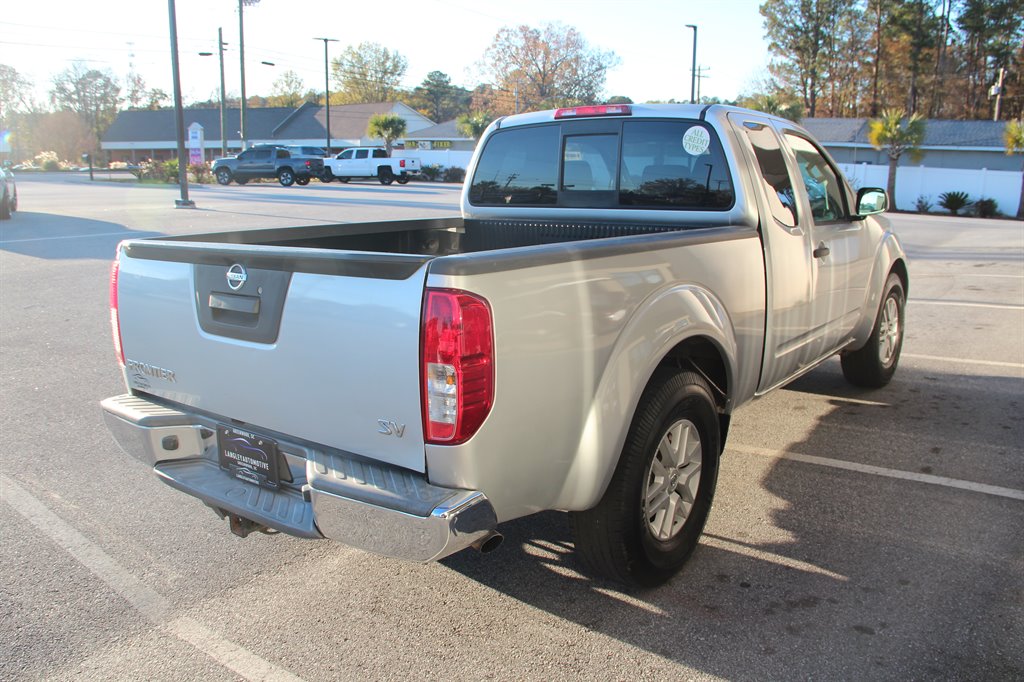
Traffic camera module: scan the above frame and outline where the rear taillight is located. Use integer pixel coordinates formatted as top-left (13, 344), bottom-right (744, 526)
top-left (400, 159), bottom-right (406, 168)
top-left (422, 289), bottom-right (494, 444)
top-left (110, 255), bottom-right (124, 367)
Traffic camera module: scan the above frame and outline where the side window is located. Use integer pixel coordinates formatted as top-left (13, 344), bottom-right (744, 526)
top-left (339, 150), bottom-right (353, 160)
top-left (355, 149), bottom-right (369, 160)
top-left (372, 149), bottom-right (387, 158)
top-left (237, 150), bottom-right (253, 160)
top-left (469, 125), bottom-right (559, 205)
top-left (784, 133), bottom-right (847, 223)
top-left (561, 134), bottom-right (617, 191)
top-left (276, 149), bottom-right (289, 159)
top-left (619, 121), bottom-right (734, 209)
top-left (744, 124), bottom-right (798, 227)
top-left (254, 149), bottom-right (272, 161)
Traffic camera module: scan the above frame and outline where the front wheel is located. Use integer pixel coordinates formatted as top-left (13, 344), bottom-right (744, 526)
top-left (378, 168), bottom-right (394, 185)
top-left (841, 272), bottom-right (905, 388)
top-left (235, 178), bottom-right (249, 185)
top-left (319, 169), bottom-right (334, 183)
top-left (215, 168), bottom-right (231, 185)
top-left (295, 176), bottom-right (310, 186)
top-left (571, 369), bottom-right (720, 587)
top-left (0, 192), bottom-right (10, 220)
top-left (277, 168), bottom-right (295, 187)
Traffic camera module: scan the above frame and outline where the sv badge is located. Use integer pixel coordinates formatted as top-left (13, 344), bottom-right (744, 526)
top-left (377, 420), bottom-right (406, 438)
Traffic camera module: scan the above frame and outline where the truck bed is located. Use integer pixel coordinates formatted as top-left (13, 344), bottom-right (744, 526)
top-left (156, 217), bottom-right (703, 257)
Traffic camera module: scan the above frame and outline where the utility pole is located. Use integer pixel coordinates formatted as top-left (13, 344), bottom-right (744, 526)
top-left (991, 67), bottom-right (1006, 121)
top-left (696, 65), bottom-right (711, 103)
top-left (238, 0), bottom-right (261, 149)
top-left (315, 38), bottom-right (339, 154)
top-left (167, 0), bottom-right (194, 207)
top-left (199, 29), bottom-right (229, 157)
top-left (685, 24), bottom-right (698, 104)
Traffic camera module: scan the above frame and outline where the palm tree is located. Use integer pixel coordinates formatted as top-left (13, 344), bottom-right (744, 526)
top-left (1004, 118), bottom-right (1024, 218)
top-left (868, 109), bottom-right (926, 210)
top-left (367, 113), bottom-right (407, 156)
top-left (456, 111), bottom-right (492, 141)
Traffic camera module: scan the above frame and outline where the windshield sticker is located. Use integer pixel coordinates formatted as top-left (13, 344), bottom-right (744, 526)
top-left (682, 126), bottom-right (711, 155)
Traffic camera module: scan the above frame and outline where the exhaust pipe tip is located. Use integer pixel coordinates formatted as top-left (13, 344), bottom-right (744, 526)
top-left (472, 531), bottom-right (503, 554)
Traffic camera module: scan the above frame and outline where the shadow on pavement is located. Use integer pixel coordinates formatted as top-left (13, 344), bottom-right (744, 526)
top-left (442, 362), bottom-right (1023, 679)
top-left (0, 213), bottom-right (162, 260)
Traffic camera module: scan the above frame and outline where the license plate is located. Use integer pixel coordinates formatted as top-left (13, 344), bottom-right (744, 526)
top-left (217, 425), bottom-right (280, 488)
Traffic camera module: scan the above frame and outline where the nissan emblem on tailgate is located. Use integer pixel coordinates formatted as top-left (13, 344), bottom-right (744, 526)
top-left (226, 263), bottom-right (247, 290)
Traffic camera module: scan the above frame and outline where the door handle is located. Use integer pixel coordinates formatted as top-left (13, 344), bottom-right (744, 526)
top-left (813, 243), bottom-right (830, 259)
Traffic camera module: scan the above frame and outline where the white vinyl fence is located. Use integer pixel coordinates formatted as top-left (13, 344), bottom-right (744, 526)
top-left (839, 163), bottom-right (1023, 214)
top-left (398, 149), bottom-right (474, 171)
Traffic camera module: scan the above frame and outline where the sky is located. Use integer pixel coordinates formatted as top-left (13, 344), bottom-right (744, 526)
top-left (1, 0), bottom-right (772, 112)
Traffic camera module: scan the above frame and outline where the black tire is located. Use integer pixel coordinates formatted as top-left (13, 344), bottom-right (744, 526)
top-left (0, 192), bottom-right (10, 220)
top-left (215, 168), bottom-right (232, 185)
top-left (378, 167), bottom-right (395, 185)
top-left (571, 369), bottom-right (720, 587)
top-left (277, 168), bottom-right (295, 187)
top-left (295, 176), bottom-right (310, 186)
top-left (235, 178), bottom-right (249, 185)
top-left (841, 272), bottom-right (905, 388)
top-left (338, 177), bottom-right (350, 183)
top-left (396, 175), bottom-right (410, 185)
top-left (319, 169), bottom-right (334, 183)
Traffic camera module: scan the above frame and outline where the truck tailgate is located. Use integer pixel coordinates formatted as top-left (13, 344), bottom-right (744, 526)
top-left (116, 241), bottom-right (431, 473)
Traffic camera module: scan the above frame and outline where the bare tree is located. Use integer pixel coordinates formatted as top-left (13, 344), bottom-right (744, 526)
top-left (479, 23), bottom-right (619, 114)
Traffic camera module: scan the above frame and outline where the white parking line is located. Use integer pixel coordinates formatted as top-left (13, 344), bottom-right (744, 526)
top-left (0, 231), bottom-right (137, 244)
top-left (729, 444), bottom-right (1024, 501)
top-left (0, 474), bottom-right (305, 682)
top-left (903, 353), bottom-right (1024, 369)
top-left (911, 299), bottom-right (1024, 311)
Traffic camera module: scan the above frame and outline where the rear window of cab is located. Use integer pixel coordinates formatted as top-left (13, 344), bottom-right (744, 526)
top-left (468, 120), bottom-right (734, 210)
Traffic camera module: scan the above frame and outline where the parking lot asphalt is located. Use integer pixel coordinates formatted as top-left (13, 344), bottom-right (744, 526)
top-left (1, 173), bottom-right (1022, 680)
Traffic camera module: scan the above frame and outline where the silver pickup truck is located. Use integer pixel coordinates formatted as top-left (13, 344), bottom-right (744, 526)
top-left (102, 104), bottom-right (907, 586)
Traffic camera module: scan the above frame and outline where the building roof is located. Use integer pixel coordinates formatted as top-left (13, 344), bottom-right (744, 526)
top-left (405, 119), bottom-right (464, 140)
top-left (802, 117), bottom-right (1010, 150)
top-left (102, 102), bottom-right (435, 145)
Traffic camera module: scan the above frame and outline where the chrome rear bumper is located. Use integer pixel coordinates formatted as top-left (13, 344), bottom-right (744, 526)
top-left (101, 394), bottom-right (497, 562)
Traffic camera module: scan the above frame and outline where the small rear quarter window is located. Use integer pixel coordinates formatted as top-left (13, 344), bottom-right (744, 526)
top-left (469, 126), bottom-right (559, 206)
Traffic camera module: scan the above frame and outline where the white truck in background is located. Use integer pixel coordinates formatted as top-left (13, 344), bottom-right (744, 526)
top-left (320, 147), bottom-right (421, 185)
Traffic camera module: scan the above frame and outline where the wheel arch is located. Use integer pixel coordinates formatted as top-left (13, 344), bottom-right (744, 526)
top-left (557, 284), bottom-right (740, 512)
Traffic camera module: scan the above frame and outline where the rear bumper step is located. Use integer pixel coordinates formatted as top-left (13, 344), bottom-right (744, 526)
top-left (101, 394), bottom-right (497, 562)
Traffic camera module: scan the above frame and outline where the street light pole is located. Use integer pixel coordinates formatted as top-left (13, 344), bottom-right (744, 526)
top-left (686, 24), bottom-right (698, 104)
top-left (314, 38), bottom-right (338, 154)
top-left (167, 0), bottom-right (194, 208)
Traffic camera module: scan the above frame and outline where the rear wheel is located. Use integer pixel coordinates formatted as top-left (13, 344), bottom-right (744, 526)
top-left (215, 168), bottom-right (231, 185)
top-left (841, 272), bottom-right (905, 388)
top-left (235, 178), bottom-right (249, 185)
top-left (571, 369), bottom-right (720, 587)
top-left (277, 168), bottom-right (295, 186)
top-left (378, 167), bottom-right (395, 185)
top-left (0, 191), bottom-right (10, 220)
top-left (396, 175), bottom-right (410, 185)
top-left (295, 176), bottom-right (310, 186)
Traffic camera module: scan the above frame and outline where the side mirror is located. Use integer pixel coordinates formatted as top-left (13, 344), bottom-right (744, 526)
top-left (857, 187), bottom-right (888, 215)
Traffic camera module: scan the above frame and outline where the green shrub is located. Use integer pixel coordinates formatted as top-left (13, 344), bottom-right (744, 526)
top-left (189, 162), bottom-right (211, 183)
top-left (442, 166), bottom-right (466, 183)
top-left (972, 197), bottom-right (999, 218)
top-left (162, 159), bottom-right (179, 182)
top-left (34, 151), bottom-right (62, 171)
top-left (915, 195), bottom-right (933, 213)
top-left (420, 164), bottom-right (442, 182)
top-left (938, 191), bottom-right (971, 216)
